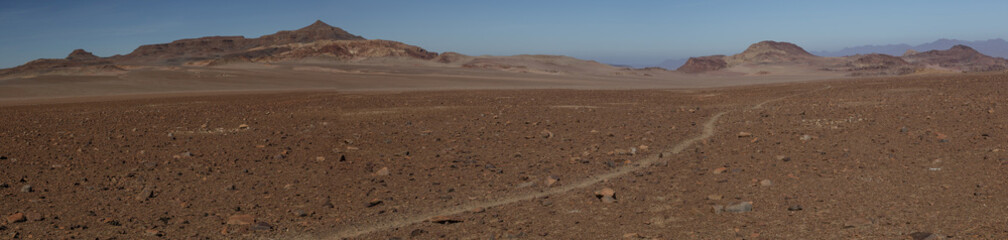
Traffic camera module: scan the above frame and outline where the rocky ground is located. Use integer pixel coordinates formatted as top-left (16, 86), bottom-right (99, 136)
top-left (2, 72), bottom-right (1008, 239)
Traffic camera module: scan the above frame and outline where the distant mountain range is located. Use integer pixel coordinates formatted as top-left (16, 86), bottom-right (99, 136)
top-left (1, 21), bottom-right (647, 78)
top-left (676, 40), bottom-right (1008, 75)
top-left (656, 38), bottom-right (1008, 70)
top-left (811, 38), bottom-right (1008, 58)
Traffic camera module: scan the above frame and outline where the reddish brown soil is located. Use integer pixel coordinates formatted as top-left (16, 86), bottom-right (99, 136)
top-left (2, 73), bottom-right (1008, 239)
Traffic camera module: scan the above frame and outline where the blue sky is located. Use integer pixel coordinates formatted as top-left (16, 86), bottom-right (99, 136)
top-left (2, 0), bottom-right (1007, 68)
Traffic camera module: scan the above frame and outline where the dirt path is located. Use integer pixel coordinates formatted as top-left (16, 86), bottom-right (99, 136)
top-left (321, 112), bottom-right (723, 239)
top-left (321, 86), bottom-right (833, 239)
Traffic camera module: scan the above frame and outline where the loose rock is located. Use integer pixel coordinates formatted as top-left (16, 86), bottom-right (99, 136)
top-left (367, 199), bottom-right (384, 207)
top-left (787, 205), bottom-right (803, 211)
top-left (135, 186), bottom-right (154, 201)
top-left (540, 129), bottom-right (554, 139)
top-left (594, 187), bottom-right (616, 203)
top-left (545, 175), bottom-right (559, 187)
top-left (724, 202), bottom-right (753, 213)
top-left (910, 232), bottom-right (941, 240)
top-left (759, 179), bottom-right (772, 187)
top-left (775, 155), bottom-right (791, 162)
top-left (144, 229), bottom-right (163, 237)
top-left (800, 134), bottom-right (813, 141)
top-left (706, 194), bottom-right (723, 201)
top-left (712, 167), bottom-right (728, 174)
top-left (375, 167), bottom-right (390, 176)
top-left (250, 222), bottom-right (272, 231)
top-left (429, 215), bottom-right (463, 224)
top-left (226, 214), bottom-right (254, 225)
top-left (20, 184), bottom-right (32, 193)
top-left (6, 213), bottom-right (26, 224)
top-left (738, 132), bottom-right (753, 137)
top-left (292, 209), bottom-right (308, 217)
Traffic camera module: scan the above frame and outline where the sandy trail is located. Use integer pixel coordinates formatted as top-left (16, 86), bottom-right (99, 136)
top-left (322, 83), bottom-right (838, 239)
top-left (324, 112), bottom-right (726, 239)
top-left (320, 85), bottom-right (833, 239)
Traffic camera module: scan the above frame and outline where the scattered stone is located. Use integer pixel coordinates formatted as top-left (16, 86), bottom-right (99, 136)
top-left (0, 183), bottom-right (7, 189)
top-left (900, 127), bottom-right (909, 133)
top-left (712, 205), bottom-right (725, 213)
top-left (102, 218), bottom-right (120, 226)
top-left (225, 184), bottom-right (236, 191)
top-left (738, 132), bottom-right (753, 137)
top-left (238, 124), bottom-right (250, 130)
top-left (367, 199), bottom-right (384, 207)
top-left (142, 161), bottom-right (158, 170)
top-left (910, 232), bottom-right (941, 240)
top-left (516, 181), bottom-right (535, 188)
top-left (724, 202), bottom-right (753, 213)
top-left (292, 209), bottom-right (308, 217)
top-left (143, 229), bottom-right (164, 237)
top-left (594, 187), bottom-right (617, 203)
top-left (842, 218), bottom-right (872, 228)
top-left (250, 222), bottom-right (272, 231)
top-left (759, 179), bottom-right (773, 187)
top-left (800, 134), bottom-right (813, 141)
top-left (429, 215), bottom-right (463, 224)
top-left (20, 184), bottom-right (32, 193)
top-left (6, 213), bottom-right (26, 223)
top-left (787, 205), bottom-right (803, 211)
top-left (322, 201), bottom-right (335, 209)
top-left (775, 155), bottom-right (791, 162)
top-left (540, 129), bottom-right (554, 139)
top-left (545, 176), bottom-right (559, 187)
top-left (375, 167), bottom-right (390, 176)
top-left (623, 233), bottom-right (645, 239)
top-left (315, 156), bottom-right (325, 162)
top-left (226, 214), bottom-right (254, 225)
top-left (706, 194), bottom-right (723, 201)
top-left (712, 167), bottom-right (728, 174)
top-left (25, 212), bottom-right (43, 221)
top-left (410, 229), bottom-right (427, 237)
top-left (135, 186), bottom-right (154, 201)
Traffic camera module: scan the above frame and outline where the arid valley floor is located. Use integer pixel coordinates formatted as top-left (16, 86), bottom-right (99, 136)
top-left (2, 71), bottom-right (1008, 239)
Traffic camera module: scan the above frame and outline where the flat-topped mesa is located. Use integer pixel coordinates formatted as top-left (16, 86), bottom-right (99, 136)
top-left (727, 40), bottom-right (816, 65)
top-left (66, 49), bottom-right (99, 61)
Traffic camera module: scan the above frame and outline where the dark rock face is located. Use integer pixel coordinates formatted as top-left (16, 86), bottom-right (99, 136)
top-left (676, 55), bottom-right (727, 73)
top-left (66, 49), bottom-right (99, 61)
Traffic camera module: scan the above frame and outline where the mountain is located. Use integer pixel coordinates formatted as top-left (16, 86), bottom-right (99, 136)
top-left (1, 21), bottom-right (639, 78)
top-left (725, 41), bottom-right (816, 65)
top-left (678, 41), bottom-right (827, 73)
top-left (676, 41), bottom-right (1008, 76)
top-left (902, 45), bottom-right (1008, 72)
top-left (813, 38), bottom-right (1008, 59)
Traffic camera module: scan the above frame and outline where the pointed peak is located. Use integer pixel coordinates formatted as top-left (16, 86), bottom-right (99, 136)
top-left (303, 20), bottom-right (334, 30)
top-left (66, 49), bottom-right (99, 61)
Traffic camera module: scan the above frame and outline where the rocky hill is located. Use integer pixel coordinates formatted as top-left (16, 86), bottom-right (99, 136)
top-left (675, 55), bottom-right (727, 73)
top-left (725, 41), bottom-right (817, 65)
top-left (676, 41), bottom-right (1008, 76)
top-left (2, 20), bottom-right (637, 78)
top-left (902, 45), bottom-right (1008, 72)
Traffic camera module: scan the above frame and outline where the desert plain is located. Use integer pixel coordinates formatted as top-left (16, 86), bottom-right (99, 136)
top-left (2, 22), bottom-right (1008, 240)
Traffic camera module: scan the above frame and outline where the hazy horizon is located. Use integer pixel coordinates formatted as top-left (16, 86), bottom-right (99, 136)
top-left (2, 0), bottom-right (1008, 68)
